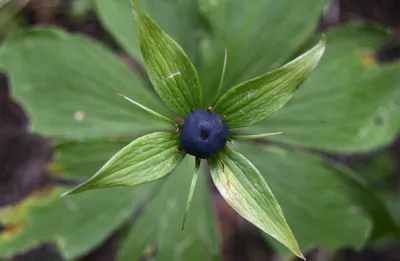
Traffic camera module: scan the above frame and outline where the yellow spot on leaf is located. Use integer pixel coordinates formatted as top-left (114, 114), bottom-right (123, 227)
top-left (143, 241), bottom-right (157, 258)
top-left (47, 160), bottom-right (64, 177)
top-left (359, 50), bottom-right (377, 67)
top-left (1, 224), bottom-right (23, 240)
top-left (30, 186), bottom-right (57, 201)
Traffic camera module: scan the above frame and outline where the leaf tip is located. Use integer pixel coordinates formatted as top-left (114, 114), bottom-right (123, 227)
top-left (318, 34), bottom-right (327, 54)
top-left (297, 252), bottom-right (306, 260)
top-left (60, 189), bottom-right (77, 197)
top-left (60, 191), bottom-right (69, 197)
top-left (61, 181), bottom-right (91, 197)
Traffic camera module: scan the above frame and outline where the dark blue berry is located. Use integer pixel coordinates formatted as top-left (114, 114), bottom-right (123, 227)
top-left (180, 110), bottom-right (229, 159)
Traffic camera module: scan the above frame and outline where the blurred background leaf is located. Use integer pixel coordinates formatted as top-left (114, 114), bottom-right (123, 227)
top-left (245, 25), bottom-right (400, 153)
top-left (198, 0), bottom-right (329, 103)
top-left (118, 156), bottom-right (220, 261)
top-left (50, 139), bottom-right (130, 179)
top-left (236, 142), bottom-right (398, 257)
top-left (0, 0), bottom-right (27, 39)
top-left (0, 139), bottom-right (157, 259)
top-left (0, 186), bottom-right (154, 260)
top-left (0, 27), bottom-right (171, 139)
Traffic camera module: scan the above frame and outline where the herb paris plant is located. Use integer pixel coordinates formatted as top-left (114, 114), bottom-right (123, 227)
top-left (63, 0), bottom-right (325, 258)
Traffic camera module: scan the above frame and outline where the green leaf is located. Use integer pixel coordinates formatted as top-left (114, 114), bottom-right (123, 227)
top-left (198, 0), bottom-right (329, 103)
top-left (49, 139), bottom-right (131, 179)
top-left (247, 24), bottom-right (400, 152)
top-left (208, 145), bottom-right (303, 259)
top-left (94, 0), bottom-right (142, 63)
top-left (131, 0), bottom-right (202, 117)
top-left (214, 38), bottom-right (325, 129)
top-left (236, 142), bottom-right (397, 258)
top-left (0, 27), bottom-right (169, 139)
top-left (0, 186), bottom-right (154, 260)
top-left (95, 0), bottom-right (201, 64)
top-left (63, 132), bottom-right (185, 195)
top-left (118, 156), bottom-right (220, 261)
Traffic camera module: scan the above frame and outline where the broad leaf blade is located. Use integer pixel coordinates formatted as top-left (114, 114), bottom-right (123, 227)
top-left (214, 38), bottom-right (325, 129)
top-left (131, 0), bottom-right (202, 117)
top-left (0, 139), bottom-right (158, 260)
top-left (94, 0), bottom-right (142, 63)
top-left (0, 186), bottom-right (154, 260)
top-left (63, 132), bottom-right (185, 195)
top-left (118, 156), bottom-right (220, 261)
top-left (236, 142), bottom-right (397, 258)
top-left (247, 25), bottom-right (400, 152)
top-left (208, 146), bottom-right (303, 259)
top-left (0, 28), bottom-right (169, 139)
top-left (198, 0), bottom-right (328, 103)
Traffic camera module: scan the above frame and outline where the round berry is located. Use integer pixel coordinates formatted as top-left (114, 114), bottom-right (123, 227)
top-left (180, 110), bottom-right (228, 159)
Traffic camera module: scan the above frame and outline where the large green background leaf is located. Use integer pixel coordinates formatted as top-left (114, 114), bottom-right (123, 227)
top-left (95, 0), bottom-right (201, 64)
top-left (198, 0), bottom-right (328, 103)
top-left (118, 156), bottom-right (220, 261)
top-left (0, 28), bottom-right (170, 139)
top-left (50, 139), bottom-right (130, 179)
top-left (0, 186), bottom-right (153, 260)
top-left (94, 0), bottom-right (142, 64)
top-left (246, 25), bottom-right (400, 153)
top-left (0, 139), bottom-right (156, 260)
top-left (236, 142), bottom-right (398, 258)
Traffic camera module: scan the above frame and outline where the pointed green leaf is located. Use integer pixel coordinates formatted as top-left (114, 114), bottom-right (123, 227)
top-left (50, 139), bottom-right (131, 179)
top-left (0, 28), bottom-right (169, 139)
top-left (118, 156), bottom-right (220, 261)
top-left (131, 0), bottom-right (202, 117)
top-left (214, 38), bottom-right (325, 129)
top-left (208, 145), bottom-right (303, 259)
top-left (236, 142), bottom-right (397, 258)
top-left (95, 0), bottom-right (202, 64)
top-left (246, 25), bottom-right (400, 152)
top-left (198, 0), bottom-right (328, 103)
top-left (63, 132), bottom-right (186, 195)
top-left (181, 158), bottom-right (201, 230)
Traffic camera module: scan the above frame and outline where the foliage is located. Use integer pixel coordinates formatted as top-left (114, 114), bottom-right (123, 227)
top-left (0, 0), bottom-right (399, 260)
